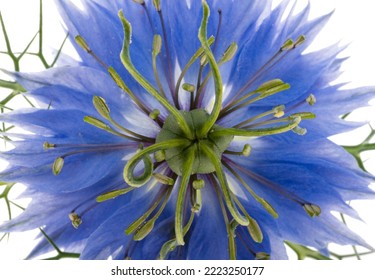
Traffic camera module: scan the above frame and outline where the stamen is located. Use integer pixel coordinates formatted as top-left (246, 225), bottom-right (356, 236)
top-left (190, 187), bottom-right (202, 213)
top-left (226, 158), bottom-right (322, 217)
top-left (75, 35), bottom-right (107, 68)
top-left (92, 96), bottom-right (154, 142)
top-left (306, 93), bottom-right (316, 106)
top-left (154, 149), bottom-right (166, 162)
top-left (52, 157), bottom-right (64, 176)
top-left (292, 125), bottom-right (307, 136)
top-left (149, 109), bottom-right (160, 120)
top-left (223, 161), bottom-right (278, 218)
top-left (192, 178), bottom-right (205, 190)
top-left (118, 10), bottom-right (193, 139)
top-left (224, 144), bottom-right (252, 156)
top-left (234, 105), bottom-right (285, 128)
top-left (125, 189), bottom-right (166, 235)
top-left (174, 36), bottom-right (215, 109)
top-left (158, 212), bottom-right (195, 259)
top-left (182, 83), bottom-right (195, 110)
top-left (255, 252), bottom-right (271, 260)
top-left (43, 142), bottom-right (56, 150)
top-left (152, 172), bottom-right (175, 185)
top-left (220, 79), bottom-right (290, 119)
top-left (96, 186), bottom-right (136, 203)
top-left (134, 186), bottom-right (173, 241)
top-left (84, 116), bottom-right (143, 142)
top-left (132, 0), bottom-right (145, 4)
top-left (108, 66), bottom-right (154, 120)
top-left (303, 203), bottom-right (321, 217)
top-left (152, 0), bottom-right (161, 12)
top-left (68, 212), bottom-right (82, 229)
top-left (194, 42), bottom-right (238, 111)
top-left (211, 116), bottom-right (301, 138)
top-left (226, 36), bottom-right (306, 107)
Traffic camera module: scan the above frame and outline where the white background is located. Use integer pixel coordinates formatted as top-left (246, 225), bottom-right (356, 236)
top-left (0, 0), bottom-right (374, 262)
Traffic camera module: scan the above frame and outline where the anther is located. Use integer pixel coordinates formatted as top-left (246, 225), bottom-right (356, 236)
top-left (306, 94), bottom-right (316, 106)
top-left (246, 216), bottom-right (263, 243)
top-left (74, 35), bottom-right (107, 68)
top-left (303, 203), bottom-right (321, 217)
top-left (293, 35), bottom-right (306, 48)
top-left (182, 83), bottom-right (195, 93)
top-left (273, 105), bottom-right (285, 118)
top-left (191, 188), bottom-right (202, 213)
top-left (43, 142), bottom-right (56, 150)
top-left (133, 219), bottom-right (155, 241)
top-left (292, 125), bottom-right (307, 136)
top-left (152, 173), bottom-right (175, 185)
top-left (192, 179), bottom-right (205, 190)
top-left (255, 252), bottom-right (270, 260)
top-left (152, 0), bottom-right (161, 12)
top-left (220, 42), bottom-right (238, 63)
top-left (154, 150), bottom-right (166, 162)
top-left (69, 212), bottom-right (82, 229)
top-left (52, 157), bottom-right (64, 176)
top-left (75, 35), bottom-right (91, 53)
top-left (152, 34), bottom-right (162, 56)
top-left (132, 0), bottom-right (145, 4)
top-left (280, 38), bottom-right (294, 51)
top-left (93, 96), bottom-right (110, 120)
top-left (83, 116), bottom-right (110, 130)
top-left (242, 144), bottom-right (251, 157)
top-left (149, 109), bottom-right (160, 120)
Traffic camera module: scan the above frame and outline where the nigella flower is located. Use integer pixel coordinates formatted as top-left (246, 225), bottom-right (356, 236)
top-left (0, 0), bottom-right (374, 260)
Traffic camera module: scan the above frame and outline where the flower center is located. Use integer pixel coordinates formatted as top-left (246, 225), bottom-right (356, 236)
top-left (156, 109), bottom-right (233, 175)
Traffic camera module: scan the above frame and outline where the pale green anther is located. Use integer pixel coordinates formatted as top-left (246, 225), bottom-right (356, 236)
top-left (191, 189), bottom-right (202, 213)
top-left (152, 173), bottom-right (175, 185)
top-left (149, 109), bottom-right (160, 120)
top-left (108, 66), bottom-right (131, 93)
top-left (192, 179), bottom-right (205, 190)
top-left (158, 239), bottom-right (177, 260)
top-left (153, 34), bottom-right (162, 56)
top-left (154, 150), bottom-right (166, 162)
top-left (259, 198), bottom-right (279, 218)
top-left (303, 203), bottom-right (321, 217)
top-left (133, 219), bottom-right (155, 241)
top-left (83, 116), bottom-right (110, 131)
top-left (257, 79), bottom-right (285, 92)
top-left (69, 212), bottom-right (82, 229)
top-left (294, 35), bottom-right (306, 47)
top-left (261, 83), bottom-right (290, 97)
top-left (246, 216), bottom-right (263, 243)
top-left (96, 187), bottom-right (135, 203)
top-left (220, 42), bottom-right (238, 63)
top-left (292, 125), bottom-right (307, 136)
top-left (200, 54), bottom-right (208, 66)
top-left (242, 144), bottom-right (251, 157)
top-left (75, 35), bottom-right (91, 53)
top-left (93, 96), bottom-right (111, 120)
top-left (273, 105), bottom-right (285, 118)
top-left (43, 142), bottom-right (56, 150)
top-left (52, 157), bottom-right (64, 176)
top-left (306, 94), bottom-right (316, 106)
top-left (255, 252), bottom-right (270, 260)
top-left (152, 0), bottom-right (161, 11)
top-left (182, 83), bottom-right (195, 93)
top-left (281, 38), bottom-right (294, 51)
top-left (132, 0), bottom-right (145, 4)
top-left (290, 112), bottom-right (316, 120)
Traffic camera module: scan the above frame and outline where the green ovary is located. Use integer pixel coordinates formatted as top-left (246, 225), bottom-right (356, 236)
top-left (156, 109), bottom-right (233, 176)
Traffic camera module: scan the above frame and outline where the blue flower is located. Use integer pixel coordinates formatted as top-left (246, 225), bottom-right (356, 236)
top-left (1, 0), bottom-right (374, 260)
